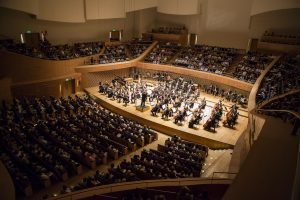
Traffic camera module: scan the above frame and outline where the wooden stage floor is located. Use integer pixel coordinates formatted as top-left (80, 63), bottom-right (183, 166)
top-left (85, 86), bottom-right (248, 149)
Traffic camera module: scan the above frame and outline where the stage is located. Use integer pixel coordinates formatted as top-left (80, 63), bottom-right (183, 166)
top-left (85, 86), bottom-right (248, 149)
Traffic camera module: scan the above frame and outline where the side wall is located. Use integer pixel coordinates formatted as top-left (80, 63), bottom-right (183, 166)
top-left (0, 78), bottom-right (12, 103)
top-left (0, 7), bottom-right (134, 45)
top-left (249, 8), bottom-right (300, 39)
top-left (81, 68), bottom-right (132, 88)
top-left (0, 162), bottom-right (15, 200)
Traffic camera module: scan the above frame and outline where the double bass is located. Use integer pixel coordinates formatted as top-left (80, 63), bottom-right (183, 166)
top-left (223, 104), bottom-right (239, 128)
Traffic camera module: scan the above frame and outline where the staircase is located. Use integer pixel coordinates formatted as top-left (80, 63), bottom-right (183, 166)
top-left (224, 54), bottom-right (245, 76)
top-left (167, 48), bottom-right (184, 65)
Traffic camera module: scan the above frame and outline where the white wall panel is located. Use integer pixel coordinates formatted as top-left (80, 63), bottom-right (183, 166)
top-left (85, 0), bottom-right (99, 19)
top-left (198, 0), bottom-right (253, 49)
top-left (37, 0), bottom-right (85, 23)
top-left (98, 0), bottom-right (125, 19)
top-left (0, 0), bottom-right (38, 15)
top-left (177, 0), bottom-right (199, 15)
top-left (125, 0), bottom-right (157, 12)
top-left (0, 6), bottom-right (134, 44)
top-left (157, 0), bottom-right (177, 15)
top-left (157, 0), bottom-right (199, 15)
top-left (251, 0), bottom-right (300, 15)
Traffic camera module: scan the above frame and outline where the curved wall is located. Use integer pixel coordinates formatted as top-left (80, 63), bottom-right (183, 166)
top-left (157, 0), bottom-right (199, 15)
top-left (37, 0), bottom-right (85, 23)
top-left (251, 0), bottom-right (300, 16)
top-left (48, 178), bottom-right (232, 200)
top-left (136, 62), bottom-right (253, 92)
top-left (0, 0), bottom-right (38, 15)
top-left (250, 8), bottom-right (300, 39)
top-left (75, 62), bottom-right (253, 92)
top-left (0, 0), bottom-right (158, 22)
top-left (0, 7), bottom-right (135, 45)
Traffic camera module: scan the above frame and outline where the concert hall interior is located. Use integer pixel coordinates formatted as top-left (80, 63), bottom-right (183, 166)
top-left (0, 1), bottom-right (299, 200)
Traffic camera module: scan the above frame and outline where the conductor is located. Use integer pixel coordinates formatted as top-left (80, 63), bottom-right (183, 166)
top-left (141, 91), bottom-right (147, 108)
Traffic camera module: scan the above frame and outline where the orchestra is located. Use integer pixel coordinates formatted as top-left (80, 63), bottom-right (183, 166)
top-left (99, 75), bottom-right (241, 132)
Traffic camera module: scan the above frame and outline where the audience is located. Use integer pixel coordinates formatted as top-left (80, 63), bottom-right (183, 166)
top-left (262, 30), bottom-right (300, 45)
top-left (256, 55), bottom-right (300, 104)
top-left (126, 38), bottom-right (152, 58)
top-left (0, 95), bottom-right (157, 196)
top-left (172, 45), bottom-right (237, 75)
top-left (98, 44), bottom-right (129, 64)
top-left (144, 42), bottom-right (182, 64)
top-left (57, 135), bottom-right (208, 195)
top-left (151, 26), bottom-right (187, 34)
top-left (258, 92), bottom-right (300, 123)
top-left (1, 39), bottom-right (103, 60)
top-left (233, 52), bottom-right (273, 83)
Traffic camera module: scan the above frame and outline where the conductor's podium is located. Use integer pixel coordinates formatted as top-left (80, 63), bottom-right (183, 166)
top-left (136, 105), bottom-right (150, 112)
top-left (135, 99), bottom-right (150, 112)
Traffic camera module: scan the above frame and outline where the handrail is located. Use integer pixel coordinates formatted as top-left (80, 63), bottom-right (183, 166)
top-left (247, 55), bottom-right (281, 112)
top-left (211, 171), bottom-right (238, 184)
top-left (48, 177), bottom-right (234, 200)
top-left (0, 48), bottom-right (104, 62)
top-left (138, 188), bottom-right (177, 194)
top-left (256, 108), bottom-right (300, 121)
top-left (75, 41), bottom-right (158, 72)
top-left (257, 89), bottom-right (300, 109)
top-left (135, 61), bottom-right (253, 92)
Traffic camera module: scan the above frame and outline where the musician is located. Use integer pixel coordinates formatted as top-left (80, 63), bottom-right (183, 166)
top-left (188, 114), bottom-right (197, 128)
top-left (238, 95), bottom-right (247, 107)
top-left (200, 98), bottom-right (206, 110)
top-left (98, 81), bottom-right (102, 92)
top-left (151, 104), bottom-right (160, 116)
top-left (141, 91), bottom-right (147, 108)
top-left (223, 104), bottom-right (239, 128)
top-left (174, 111), bottom-right (183, 124)
top-left (194, 110), bottom-right (204, 125)
top-left (162, 107), bottom-right (172, 120)
top-left (117, 91), bottom-right (123, 103)
top-left (123, 93), bottom-right (129, 106)
top-left (174, 107), bottom-right (188, 125)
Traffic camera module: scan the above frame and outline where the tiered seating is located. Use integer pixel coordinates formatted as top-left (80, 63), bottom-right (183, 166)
top-left (233, 52), bottom-right (273, 83)
top-left (172, 45), bottom-right (237, 75)
top-left (144, 42), bottom-right (182, 64)
top-left (0, 39), bottom-right (103, 60)
top-left (256, 55), bottom-right (300, 104)
top-left (98, 44), bottom-right (129, 64)
top-left (261, 31), bottom-right (300, 45)
top-left (258, 92), bottom-right (300, 122)
top-left (58, 136), bottom-right (208, 195)
top-left (0, 95), bottom-right (157, 196)
top-left (126, 39), bottom-right (152, 58)
top-left (0, 150), bottom-right (33, 196)
top-left (151, 26), bottom-right (187, 34)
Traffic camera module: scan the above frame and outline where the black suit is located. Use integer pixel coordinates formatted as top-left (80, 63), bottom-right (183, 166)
top-left (141, 92), bottom-right (147, 107)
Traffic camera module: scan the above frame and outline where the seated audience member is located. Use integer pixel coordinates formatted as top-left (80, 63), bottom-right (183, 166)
top-left (256, 55), bottom-right (300, 104)
top-left (233, 52), bottom-right (273, 83)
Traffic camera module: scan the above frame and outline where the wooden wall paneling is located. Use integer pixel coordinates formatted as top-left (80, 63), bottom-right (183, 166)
top-left (0, 50), bottom-right (95, 83)
top-left (136, 62), bottom-right (253, 92)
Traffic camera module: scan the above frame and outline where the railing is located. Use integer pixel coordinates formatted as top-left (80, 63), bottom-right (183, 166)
top-left (247, 55), bottom-right (281, 111)
top-left (256, 89), bottom-right (300, 109)
top-left (211, 171), bottom-right (238, 184)
top-left (48, 176), bottom-right (235, 200)
top-left (256, 108), bottom-right (300, 121)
